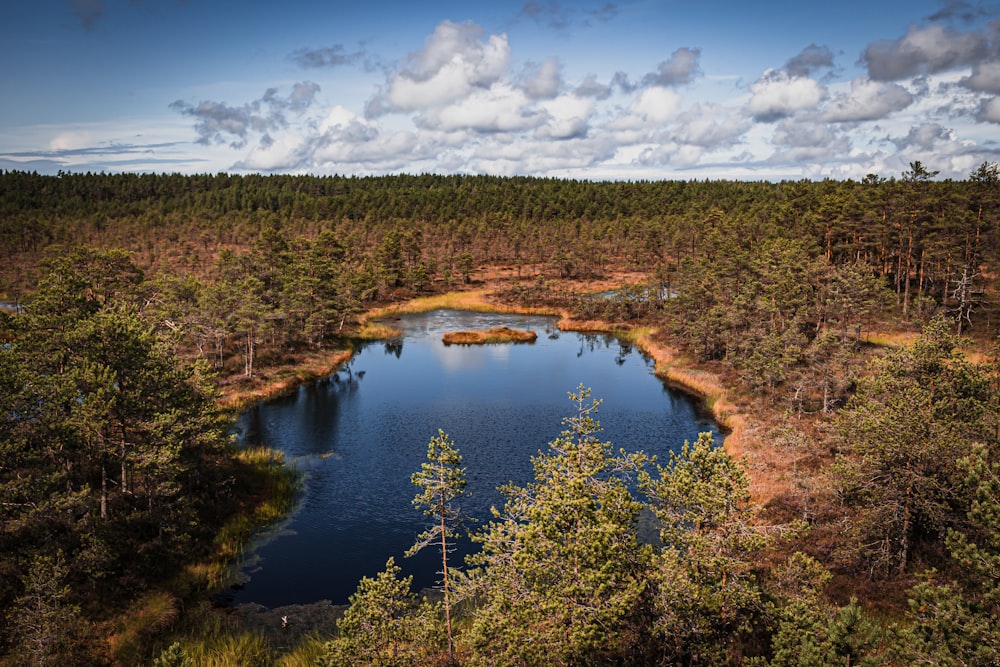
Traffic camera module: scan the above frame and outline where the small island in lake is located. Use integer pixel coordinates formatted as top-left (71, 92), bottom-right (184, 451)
top-left (442, 326), bottom-right (538, 345)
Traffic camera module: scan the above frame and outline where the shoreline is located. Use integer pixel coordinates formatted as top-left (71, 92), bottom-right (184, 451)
top-left (217, 287), bottom-right (765, 502)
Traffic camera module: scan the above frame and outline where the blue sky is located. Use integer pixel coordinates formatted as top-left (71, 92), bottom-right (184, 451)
top-left (1, 0), bottom-right (998, 180)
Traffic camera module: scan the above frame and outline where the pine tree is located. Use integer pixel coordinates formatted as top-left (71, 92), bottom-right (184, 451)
top-left (466, 386), bottom-right (650, 666)
top-left (406, 429), bottom-right (468, 662)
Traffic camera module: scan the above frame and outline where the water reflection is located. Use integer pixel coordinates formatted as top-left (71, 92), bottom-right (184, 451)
top-left (231, 310), bottom-right (719, 608)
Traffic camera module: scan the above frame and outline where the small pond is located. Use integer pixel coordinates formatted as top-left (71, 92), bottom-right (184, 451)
top-left (231, 310), bottom-right (720, 608)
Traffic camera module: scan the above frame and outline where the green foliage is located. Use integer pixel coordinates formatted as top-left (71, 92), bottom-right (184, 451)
top-left (4, 552), bottom-right (82, 666)
top-left (641, 432), bottom-right (768, 665)
top-left (0, 248), bottom-right (234, 662)
top-left (154, 642), bottom-right (193, 667)
top-left (407, 429), bottom-right (468, 660)
top-left (466, 386), bottom-right (650, 666)
top-left (893, 443), bottom-right (1000, 665)
top-left (834, 316), bottom-right (1000, 577)
top-left (320, 558), bottom-right (444, 667)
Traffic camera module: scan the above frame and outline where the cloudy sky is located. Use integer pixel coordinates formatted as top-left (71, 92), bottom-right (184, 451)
top-left (1, 0), bottom-right (998, 180)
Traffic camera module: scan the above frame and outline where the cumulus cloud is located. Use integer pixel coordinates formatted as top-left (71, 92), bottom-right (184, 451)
top-left (862, 24), bottom-right (990, 80)
top-left (368, 21), bottom-right (509, 115)
top-left (290, 45), bottom-right (363, 69)
top-left (521, 58), bottom-right (563, 99)
top-left (890, 122), bottom-right (955, 150)
top-left (747, 70), bottom-right (827, 121)
top-left (978, 96), bottom-right (1000, 122)
top-left (642, 48), bottom-right (703, 87)
top-left (171, 83), bottom-right (320, 149)
top-left (821, 77), bottom-right (913, 122)
top-left (669, 103), bottom-right (750, 148)
top-left (419, 84), bottom-right (542, 133)
top-left (785, 44), bottom-right (835, 77)
top-left (769, 119), bottom-right (851, 162)
top-left (536, 94), bottom-right (594, 139)
top-left (574, 74), bottom-right (614, 99)
top-left (962, 60), bottom-right (1000, 92)
top-left (629, 86), bottom-right (683, 125)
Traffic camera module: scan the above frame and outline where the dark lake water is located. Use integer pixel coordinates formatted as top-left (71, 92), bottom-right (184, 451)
top-left (231, 310), bottom-right (720, 608)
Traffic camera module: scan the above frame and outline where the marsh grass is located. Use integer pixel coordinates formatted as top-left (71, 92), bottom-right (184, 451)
top-left (442, 326), bottom-right (538, 345)
top-left (109, 591), bottom-right (181, 664)
top-left (114, 444), bottom-right (301, 664)
top-left (363, 290), bottom-right (559, 321)
top-left (151, 603), bottom-right (271, 667)
top-left (219, 349), bottom-right (354, 410)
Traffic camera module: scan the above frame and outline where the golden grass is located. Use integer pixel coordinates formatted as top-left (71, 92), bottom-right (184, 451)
top-left (362, 290), bottom-right (559, 321)
top-left (442, 326), bottom-right (538, 345)
top-left (219, 349), bottom-right (354, 410)
top-left (357, 321), bottom-right (403, 340)
top-left (109, 591), bottom-right (180, 664)
top-left (861, 330), bottom-right (919, 348)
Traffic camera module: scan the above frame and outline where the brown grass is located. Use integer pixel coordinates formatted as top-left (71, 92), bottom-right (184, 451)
top-left (362, 290), bottom-right (559, 321)
top-left (442, 326), bottom-right (538, 345)
top-left (219, 349), bottom-right (354, 410)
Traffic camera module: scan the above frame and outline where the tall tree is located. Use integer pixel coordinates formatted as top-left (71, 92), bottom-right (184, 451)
top-left (640, 432), bottom-right (768, 665)
top-left (834, 316), bottom-right (999, 577)
top-left (406, 429), bottom-right (468, 662)
top-left (466, 386), bottom-right (650, 666)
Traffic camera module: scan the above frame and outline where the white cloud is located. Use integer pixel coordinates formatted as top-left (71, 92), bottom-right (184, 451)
top-left (821, 77), bottom-right (913, 122)
top-left (670, 103), bottom-right (750, 148)
top-left (747, 70), bottom-right (827, 121)
top-left (536, 94), bottom-right (594, 139)
top-left (521, 58), bottom-right (563, 100)
top-left (375, 21), bottom-right (510, 114)
top-left (420, 84), bottom-right (542, 133)
top-left (962, 61), bottom-right (1000, 93)
top-left (629, 86), bottom-right (683, 125)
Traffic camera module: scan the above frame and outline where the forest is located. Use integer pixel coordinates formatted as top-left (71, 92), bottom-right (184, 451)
top-left (0, 163), bottom-right (998, 665)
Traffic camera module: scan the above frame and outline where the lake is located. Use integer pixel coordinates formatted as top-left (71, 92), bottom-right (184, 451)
top-left (231, 310), bottom-right (720, 608)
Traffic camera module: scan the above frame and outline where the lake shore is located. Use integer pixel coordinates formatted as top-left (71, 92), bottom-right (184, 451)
top-left (218, 283), bottom-right (774, 508)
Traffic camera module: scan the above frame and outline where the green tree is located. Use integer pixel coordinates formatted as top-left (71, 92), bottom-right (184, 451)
top-left (640, 432), bottom-right (768, 665)
top-left (834, 316), bottom-right (999, 577)
top-left (406, 429), bottom-right (468, 662)
top-left (466, 386), bottom-right (650, 666)
top-left (894, 442), bottom-right (1000, 665)
top-left (5, 552), bottom-right (82, 667)
top-left (320, 558), bottom-right (442, 667)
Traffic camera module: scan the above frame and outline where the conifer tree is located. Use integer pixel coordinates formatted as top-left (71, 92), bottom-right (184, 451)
top-left (406, 429), bottom-right (467, 662)
top-left (466, 386), bottom-right (650, 666)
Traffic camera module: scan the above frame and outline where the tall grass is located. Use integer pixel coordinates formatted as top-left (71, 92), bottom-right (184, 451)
top-left (151, 603), bottom-right (271, 667)
top-left (110, 591), bottom-right (181, 664)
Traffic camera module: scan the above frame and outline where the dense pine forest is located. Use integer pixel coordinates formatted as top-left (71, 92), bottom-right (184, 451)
top-left (1, 165), bottom-right (999, 665)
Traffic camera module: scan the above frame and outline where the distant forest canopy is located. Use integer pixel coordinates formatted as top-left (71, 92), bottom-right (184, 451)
top-left (0, 164), bottom-right (997, 382)
top-left (2, 165), bottom-right (997, 280)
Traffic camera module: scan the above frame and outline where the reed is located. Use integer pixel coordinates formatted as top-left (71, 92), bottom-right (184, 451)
top-left (275, 634), bottom-right (329, 667)
top-left (357, 321), bottom-right (403, 340)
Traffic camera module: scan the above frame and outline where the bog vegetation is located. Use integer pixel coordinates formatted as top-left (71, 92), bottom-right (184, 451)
top-left (0, 163), bottom-right (998, 665)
